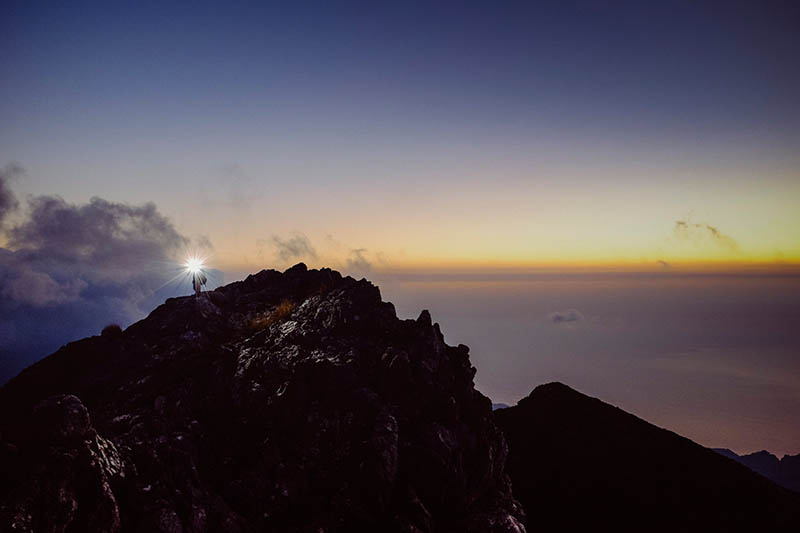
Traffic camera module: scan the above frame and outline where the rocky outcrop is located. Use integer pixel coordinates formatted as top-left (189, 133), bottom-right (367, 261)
top-left (1, 264), bottom-right (524, 532)
top-left (2, 394), bottom-right (121, 532)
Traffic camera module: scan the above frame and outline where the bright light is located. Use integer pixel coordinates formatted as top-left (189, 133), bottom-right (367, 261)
top-left (185, 256), bottom-right (204, 274)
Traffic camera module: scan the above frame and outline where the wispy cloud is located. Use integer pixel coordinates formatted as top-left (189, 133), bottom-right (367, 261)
top-left (346, 248), bottom-right (372, 275)
top-left (271, 234), bottom-right (317, 262)
top-left (548, 309), bottom-right (584, 324)
top-left (674, 218), bottom-right (739, 252)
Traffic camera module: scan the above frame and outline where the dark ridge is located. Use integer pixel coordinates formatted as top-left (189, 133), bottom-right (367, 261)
top-left (494, 382), bottom-right (800, 532)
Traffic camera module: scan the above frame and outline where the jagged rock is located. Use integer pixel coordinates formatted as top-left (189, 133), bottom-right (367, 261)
top-left (2, 394), bottom-right (121, 532)
top-left (1, 264), bottom-right (524, 532)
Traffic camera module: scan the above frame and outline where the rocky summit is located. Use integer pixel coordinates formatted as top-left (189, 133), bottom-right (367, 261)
top-left (0, 264), bottom-right (524, 532)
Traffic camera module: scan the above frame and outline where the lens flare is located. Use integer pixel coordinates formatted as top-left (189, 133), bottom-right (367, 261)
top-left (185, 256), bottom-right (204, 274)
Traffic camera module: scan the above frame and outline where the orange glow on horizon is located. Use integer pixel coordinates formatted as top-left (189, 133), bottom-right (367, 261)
top-left (215, 255), bottom-right (800, 278)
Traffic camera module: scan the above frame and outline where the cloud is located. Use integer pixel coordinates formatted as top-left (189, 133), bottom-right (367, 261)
top-left (195, 234), bottom-right (214, 250)
top-left (271, 234), bottom-right (317, 262)
top-left (7, 196), bottom-right (187, 263)
top-left (346, 248), bottom-right (372, 275)
top-left (2, 269), bottom-right (88, 307)
top-left (0, 169), bottom-right (200, 381)
top-left (548, 309), bottom-right (584, 324)
top-left (704, 224), bottom-right (738, 250)
top-left (262, 234), bottom-right (382, 277)
top-left (0, 163), bottom-right (23, 226)
top-left (674, 218), bottom-right (738, 251)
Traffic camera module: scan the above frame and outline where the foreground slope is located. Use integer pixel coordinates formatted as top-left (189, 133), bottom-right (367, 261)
top-left (494, 382), bottom-right (800, 532)
top-left (0, 264), bottom-right (524, 532)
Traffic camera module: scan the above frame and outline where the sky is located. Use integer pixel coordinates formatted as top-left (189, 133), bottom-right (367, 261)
top-left (1, 1), bottom-right (799, 454)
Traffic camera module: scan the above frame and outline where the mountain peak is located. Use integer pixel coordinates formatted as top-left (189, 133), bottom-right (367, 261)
top-left (1, 265), bottom-right (525, 532)
top-left (496, 382), bottom-right (800, 531)
top-left (523, 381), bottom-right (577, 397)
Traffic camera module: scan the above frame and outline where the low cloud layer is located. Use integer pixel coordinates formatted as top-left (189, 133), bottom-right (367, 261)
top-left (0, 167), bottom-right (200, 381)
top-left (548, 309), bottom-right (584, 324)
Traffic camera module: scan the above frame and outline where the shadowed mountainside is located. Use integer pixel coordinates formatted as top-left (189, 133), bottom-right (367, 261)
top-left (0, 264), bottom-right (524, 532)
top-left (494, 382), bottom-right (800, 532)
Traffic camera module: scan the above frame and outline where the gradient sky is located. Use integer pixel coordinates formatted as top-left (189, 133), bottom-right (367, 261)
top-left (2, 0), bottom-right (799, 271)
top-left (1, 1), bottom-right (800, 455)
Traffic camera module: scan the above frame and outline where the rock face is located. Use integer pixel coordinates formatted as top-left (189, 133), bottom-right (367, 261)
top-left (494, 382), bottom-right (800, 532)
top-left (1, 264), bottom-right (524, 532)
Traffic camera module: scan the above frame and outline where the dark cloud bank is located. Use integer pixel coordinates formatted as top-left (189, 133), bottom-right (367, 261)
top-left (0, 168), bottom-right (200, 382)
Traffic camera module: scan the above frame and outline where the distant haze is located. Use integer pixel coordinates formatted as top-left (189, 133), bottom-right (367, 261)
top-left (377, 272), bottom-right (800, 458)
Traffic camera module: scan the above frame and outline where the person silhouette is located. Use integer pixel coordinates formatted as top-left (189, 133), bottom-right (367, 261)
top-left (192, 270), bottom-right (207, 297)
